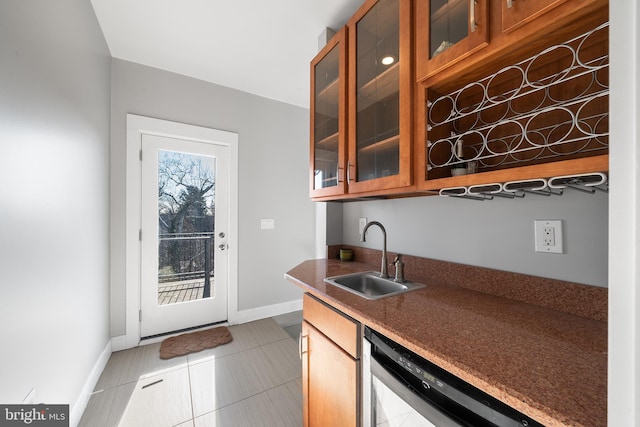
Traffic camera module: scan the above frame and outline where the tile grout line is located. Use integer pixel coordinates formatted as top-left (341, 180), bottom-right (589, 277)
top-left (186, 360), bottom-right (196, 426)
top-left (192, 377), bottom-right (302, 423)
top-left (189, 325), bottom-right (301, 423)
top-left (83, 319), bottom-right (301, 426)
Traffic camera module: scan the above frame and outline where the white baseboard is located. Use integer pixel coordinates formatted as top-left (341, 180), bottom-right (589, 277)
top-left (112, 298), bottom-right (303, 351)
top-left (233, 299), bottom-right (302, 325)
top-left (110, 334), bottom-right (128, 352)
top-left (69, 339), bottom-right (112, 427)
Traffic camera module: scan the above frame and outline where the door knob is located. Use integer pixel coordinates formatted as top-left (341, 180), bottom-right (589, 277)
top-left (218, 244), bottom-right (228, 251)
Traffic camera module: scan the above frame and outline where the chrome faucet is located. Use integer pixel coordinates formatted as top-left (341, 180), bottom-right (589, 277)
top-left (360, 221), bottom-right (388, 278)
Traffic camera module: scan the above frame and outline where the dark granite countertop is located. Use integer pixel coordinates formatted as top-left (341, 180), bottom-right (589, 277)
top-left (285, 255), bottom-right (607, 427)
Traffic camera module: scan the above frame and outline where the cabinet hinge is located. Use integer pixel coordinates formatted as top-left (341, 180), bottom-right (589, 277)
top-left (139, 149), bottom-right (143, 161)
top-left (139, 229), bottom-right (142, 241)
top-left (139, 310), bottom-right (142, 321)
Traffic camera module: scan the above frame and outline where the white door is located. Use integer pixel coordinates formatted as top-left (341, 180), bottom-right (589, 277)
top-left (140, 134), bottom-right (230, 337)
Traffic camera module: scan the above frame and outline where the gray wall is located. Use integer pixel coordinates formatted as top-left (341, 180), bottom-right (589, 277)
top-left (110, 59), bottom-right (314, 336)
top-left (0, 0), bottom-right (111, 414)
top-left (342, 189), bottom-right (608, 287)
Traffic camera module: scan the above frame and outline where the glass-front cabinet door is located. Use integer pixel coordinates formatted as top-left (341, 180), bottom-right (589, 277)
top-left (416, 0), bottom-right (489, 80)
top-left (347, 0), bottom-right (412, 194)
top-left (501, 0), bottom-right (568, 33)
top-left (310, 28), bottom-right (347, 198)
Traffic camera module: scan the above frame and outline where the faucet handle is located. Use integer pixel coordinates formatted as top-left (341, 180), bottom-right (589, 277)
top-left (393, 254), bottom-right (405, 283)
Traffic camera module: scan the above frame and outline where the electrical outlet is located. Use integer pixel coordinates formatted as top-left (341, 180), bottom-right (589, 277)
top-left (542, 226), bottom-right (555, 246)
top-left (359, 217), bottom-right (368, 235)
top-left (534, 220), bottom-right (563, 253)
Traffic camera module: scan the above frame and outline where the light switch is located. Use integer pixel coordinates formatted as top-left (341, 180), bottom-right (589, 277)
top-left (260, 219), bottom-right (275, 230)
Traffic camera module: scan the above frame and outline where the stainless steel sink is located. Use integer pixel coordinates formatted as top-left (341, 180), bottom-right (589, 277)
top-left (324, 271), bottom-right (425, 300)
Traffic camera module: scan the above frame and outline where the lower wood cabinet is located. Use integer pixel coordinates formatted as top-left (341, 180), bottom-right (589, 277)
top-left (301, 293), bottom-right (361, 427)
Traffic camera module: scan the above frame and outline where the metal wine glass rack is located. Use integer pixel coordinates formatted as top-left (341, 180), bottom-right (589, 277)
top-left (426, 22), bottom-right (609, 172)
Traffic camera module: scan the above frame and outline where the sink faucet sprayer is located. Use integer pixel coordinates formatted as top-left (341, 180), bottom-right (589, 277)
top-left (360, 221), bottom-right (389, 278)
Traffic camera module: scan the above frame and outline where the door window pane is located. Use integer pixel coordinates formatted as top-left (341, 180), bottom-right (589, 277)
top-left (157, 150), bottom-right (216, 305)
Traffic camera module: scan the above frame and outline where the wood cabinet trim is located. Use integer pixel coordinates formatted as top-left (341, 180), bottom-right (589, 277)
top-left (309, 27), bottom-right (348, 199)
top-left (302, 321), bottom-right (360, 427)
top-left (415, 0), bottom-right (490, 80)
top-left (303, 293), bottom-right (360, 359)
top-left (346, 0), bottom-right (414, 195)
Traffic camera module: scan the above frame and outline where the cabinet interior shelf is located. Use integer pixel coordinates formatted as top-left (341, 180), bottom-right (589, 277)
top-left (316, 78), bottom-right (340, 116)
top-left (358, 62), bottom-right (400, 111)
top-left (359, 134), bottom-right (399, 153)
top-left (315, 132), bottom-right (339, 150)
top-left (318, 176), bottom-right (338, 184)
top-left (431, 0), bottom-right (466, 22)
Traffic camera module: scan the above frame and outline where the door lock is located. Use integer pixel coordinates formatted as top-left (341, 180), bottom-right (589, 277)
top-left (218, 232), bottom-right (225, 238)
top-left (218, 244), bottom-right (228, 251)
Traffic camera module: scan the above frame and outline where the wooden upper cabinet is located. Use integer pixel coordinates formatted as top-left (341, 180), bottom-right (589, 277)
top-left (346, 0), bottom-right (413, 195)
top-left (417, 5), bottom-right (610, 192)
top-left (310, 28), bottom-right (347, 199)
top-left (416, 0), bottom-right (608, 84)
top-left (309, 0), bottom-right (609, 200)
top-left (415, 0), bottom-right (490, 80)
top-left (501, 0), bottom-right (569, 33)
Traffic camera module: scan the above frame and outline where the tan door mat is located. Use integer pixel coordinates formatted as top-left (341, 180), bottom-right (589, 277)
top-left (159, 326), bottom-right (232, 359)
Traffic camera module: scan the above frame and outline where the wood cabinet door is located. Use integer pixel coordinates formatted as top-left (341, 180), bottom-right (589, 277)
top-left (302, 321), bottom-right (359, 427)
top-left (346, 0), bottom-right (413, 195)
top-left (310, 28), bottom-right (348, 199)
top-left (501, 0), bottom-right (568, 33)
top-left (416, 0), bottom-right (490, 80)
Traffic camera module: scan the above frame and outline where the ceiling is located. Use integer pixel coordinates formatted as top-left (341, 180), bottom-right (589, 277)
top-left (90, 0), bottom-right (364, 108)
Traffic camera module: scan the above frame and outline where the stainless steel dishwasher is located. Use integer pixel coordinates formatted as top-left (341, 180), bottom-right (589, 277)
top-left (362, 327), bottom-right (544, 427)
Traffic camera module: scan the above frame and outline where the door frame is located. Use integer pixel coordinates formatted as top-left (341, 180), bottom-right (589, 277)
top-left (125, 114), bottom-right (239, 348)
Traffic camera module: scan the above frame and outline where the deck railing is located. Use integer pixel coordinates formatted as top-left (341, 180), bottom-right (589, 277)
top-left (158, 232), bottom-right (214, 298)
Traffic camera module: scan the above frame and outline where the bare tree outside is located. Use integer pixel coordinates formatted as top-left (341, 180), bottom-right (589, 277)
top-left (157, 150), bottom-right (216, 304)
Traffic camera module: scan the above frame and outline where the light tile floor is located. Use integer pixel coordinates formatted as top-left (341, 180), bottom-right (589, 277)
top-left (80, 317), bottom-right (302, 427)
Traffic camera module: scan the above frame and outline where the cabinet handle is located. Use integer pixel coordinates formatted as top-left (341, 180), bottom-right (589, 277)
top-left (470, 0), bottom-right (477, 32)
top-left (506, 0), bottom-right (514, 8)
top-left (347, 161), bottom-right (352, 183)
top-left (298, 333), bottom-right (308, 359)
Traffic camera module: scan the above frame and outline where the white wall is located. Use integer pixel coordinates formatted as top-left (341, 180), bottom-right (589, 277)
top-left (109, 59), bottom-right (314, 336)
top-left (343, 189), bottom-right (608, 287)
top-left (609, 0), bottom-right (639, 424)
top-left (0, 0), bottom-right (111, 420)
